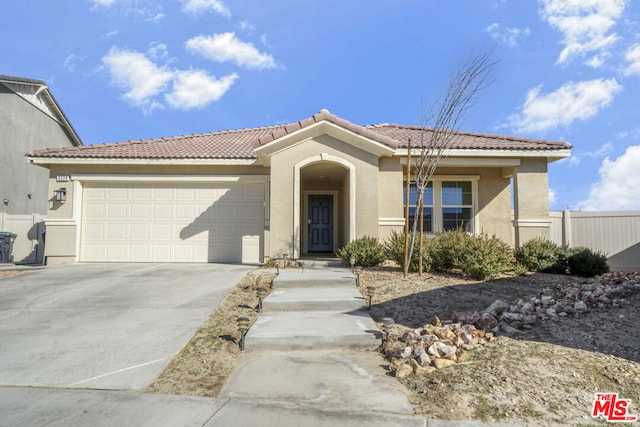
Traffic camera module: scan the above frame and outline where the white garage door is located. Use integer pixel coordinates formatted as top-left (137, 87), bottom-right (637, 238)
top-left (80, 182), bottom-right (265, 263)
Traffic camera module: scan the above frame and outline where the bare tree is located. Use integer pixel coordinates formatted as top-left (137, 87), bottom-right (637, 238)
top-left (405, 52), bottom-right (497, 275)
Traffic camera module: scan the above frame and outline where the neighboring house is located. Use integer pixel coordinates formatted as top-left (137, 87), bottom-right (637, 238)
top-left (26, 109), bottom-right (571, 265)
top-left (0, 75), bottom-right (82, 264)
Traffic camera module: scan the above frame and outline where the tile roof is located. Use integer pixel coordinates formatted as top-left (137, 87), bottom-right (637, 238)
top-left (27, 109), bottom-right (571, 160)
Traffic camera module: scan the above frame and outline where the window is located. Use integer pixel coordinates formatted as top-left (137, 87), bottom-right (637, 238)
top-left (403, 182), bottom-right (433, 233)
top-left (403, 178), bottom-right (476, 234)
top-left (442, 181), bottom-right (473, 231)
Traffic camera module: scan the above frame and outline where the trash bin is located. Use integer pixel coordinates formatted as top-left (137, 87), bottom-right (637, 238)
top-left (0, 232), bottom-right (17, 264)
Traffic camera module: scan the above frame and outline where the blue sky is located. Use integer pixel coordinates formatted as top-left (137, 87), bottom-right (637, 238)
top-left (2, 0), bottom-right (640, 211)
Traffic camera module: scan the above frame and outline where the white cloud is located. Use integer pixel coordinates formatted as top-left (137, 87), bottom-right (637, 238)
top-left (508, 78), bottom-right (622, 133)
top-left (166, 70), bottom-right (237, 109)
top-left (539, 0), bottom-right (626, 67)
top-left (148, 42), bottom-right (169, 60)
top-left (91, 0), bottom-right (118, 7)
top-left (623, 43), bottom-right (640, 75)
top-left (186, 32), bottom-right (276, 70)
top-left (237, 20), bottom-right (255, 33)
top-left (579, 145), bottom-right (640, 210)
top-left (486, 23), bottom-right (531, 47)
top-left (90, 0), bottom-right (164, 22)
top-left (586, 142), bottom-right (613, 157)
top-left (617, 127), bottom-right (640, 139)
top-left (102, 47), bottom-right (173, 109)
top-left (102, 45), bottom-right (235, 112)
top-left (147, 12), bottom-right (165, 23)
top-left (557, 154), bottom-right (581, 167)
top-left (181, 0), bottom-right (230, 17)
top-left (558, 141), bottom-right (612, 167)
top-left (63, 54), bottom-right (86, 72)
top-left (549, 188), bottom-right (557, 206)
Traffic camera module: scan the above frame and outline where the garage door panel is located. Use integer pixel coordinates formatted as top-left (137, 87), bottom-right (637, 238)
top-left (106, 223), bottom-right (127, 239)
top-left (107, 188), bottom-right (128, 199)
top-left (81, 182), bottom-right (264, 263)
top-left (152, 188), bottom-right (173, 200)
top-left (107, 204), bottom-right (127, 219)
top-left (130, 204), bottom-right (150, 218)
top-left (176, 204), bottom-right (195, 220)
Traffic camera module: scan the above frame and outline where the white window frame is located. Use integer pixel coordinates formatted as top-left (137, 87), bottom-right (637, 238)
top-left (404, 175), bottom-right (479, 234)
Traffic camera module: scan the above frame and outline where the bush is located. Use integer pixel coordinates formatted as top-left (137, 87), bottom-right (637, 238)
top-left (461, 233), bottom-right (515, 280)
top-left (567, 247), bottom-right (609, 277)
top-left (337, 236), bottom-right (386, 268)
top-left (384, 230), bottom-right (431, 272)
top-left (514, 237), bottom-right (562, 272)
top-left (428, 230), bottom-right (514, 280)
top-left (429, 229), bottom-right (469, 272)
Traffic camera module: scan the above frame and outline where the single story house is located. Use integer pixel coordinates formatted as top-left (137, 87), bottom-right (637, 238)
top-left (26, 109), bottom-right (571, 265)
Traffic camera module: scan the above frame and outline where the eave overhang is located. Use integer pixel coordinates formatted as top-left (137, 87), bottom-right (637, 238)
top-left (395, 148), bottom-right (572, 163)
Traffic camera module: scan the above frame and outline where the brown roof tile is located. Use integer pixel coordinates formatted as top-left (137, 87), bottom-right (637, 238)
top-left (27, 109), bottom-right (571, 160)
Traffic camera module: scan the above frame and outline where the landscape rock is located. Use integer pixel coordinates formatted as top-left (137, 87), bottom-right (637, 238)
top-left (452, 310), bottom-right (480, 324)
top-left (433, 358), bottom-right (456, 369)
top-left (483, 300), bottom-right (508, 315)
top-left (395, 363), bottom-right (414, 378)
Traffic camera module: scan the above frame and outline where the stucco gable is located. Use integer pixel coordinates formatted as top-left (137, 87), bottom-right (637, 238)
top-left (253, 109), bottom-right (397, 166)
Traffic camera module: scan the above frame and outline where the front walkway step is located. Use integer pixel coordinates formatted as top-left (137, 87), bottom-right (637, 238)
top-left (273, 268), bottom-right (355, 288)
top-left (219, 350), bottom-right (415, 416)
top-left (296, 258), bottom-right (344, 268)
top-left (245, 311), bottom-right (381, 351)
top-left (264, 286), bottom-right (365, 312)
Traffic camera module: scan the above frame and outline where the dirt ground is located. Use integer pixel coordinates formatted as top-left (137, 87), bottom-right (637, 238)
top-left (360, 266), bottom-right (640, 426)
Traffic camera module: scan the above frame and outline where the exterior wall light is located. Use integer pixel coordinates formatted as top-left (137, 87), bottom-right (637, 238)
top-left (54, 188), bottom-right (67, 202)
top-left (256, 287), bottom-right (267, 313)
top-left (237, 316), bottom-right (250, 351)
top-left (366, 286), bottom-right (376, 309)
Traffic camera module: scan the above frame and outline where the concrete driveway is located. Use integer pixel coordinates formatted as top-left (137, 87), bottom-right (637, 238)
top-left (0, 263), bottom-right (252, 390)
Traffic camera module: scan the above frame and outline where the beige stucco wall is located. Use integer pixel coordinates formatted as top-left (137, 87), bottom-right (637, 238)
top-left (377, 157), bottom-right (405, 242)
top-left (268, 134), bottom-right (381, 258)
top-left (513, 158), bottom-right (550, 246)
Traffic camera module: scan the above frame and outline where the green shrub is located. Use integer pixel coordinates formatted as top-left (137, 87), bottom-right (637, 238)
top-left (459, 232), bottom-right (515, 280)
top-left (384, 230), bottom-right (431, 272)
top-left (427, 230), bottom-right (514, 280)
top-left (429, 229), bottom-right (469, 272)
top-left (514, 237), bottom-right (562, 272)
top-left (337, 236), bottom-right (386, 268)
top-left (567, 247), bottom-right (609, 277)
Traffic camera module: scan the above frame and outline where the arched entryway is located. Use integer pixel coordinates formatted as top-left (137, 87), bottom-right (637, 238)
top-left (293, 155), bottom-right (355, 258)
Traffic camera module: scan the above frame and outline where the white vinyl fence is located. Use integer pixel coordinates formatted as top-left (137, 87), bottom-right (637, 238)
top-left (549, 210), bottom-right (640, 272)
top-left (0, 213), bottom-right (46, 264)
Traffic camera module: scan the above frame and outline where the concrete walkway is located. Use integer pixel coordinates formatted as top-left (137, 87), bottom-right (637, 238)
top-left (212, 268), bottom-right (521, 427)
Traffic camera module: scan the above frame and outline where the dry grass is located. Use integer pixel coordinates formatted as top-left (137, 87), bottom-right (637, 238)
top-left (146, 272), bottom-right (275, 397)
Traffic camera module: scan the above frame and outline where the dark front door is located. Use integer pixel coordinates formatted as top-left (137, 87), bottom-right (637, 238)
top-left (308, 195), bottom-right (333, 252)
